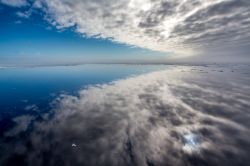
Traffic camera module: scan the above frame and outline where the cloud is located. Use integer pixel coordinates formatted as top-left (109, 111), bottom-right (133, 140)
top-left (14, 20), bottom-right (22, 24)
top-left (4, 115), bottom-right (34, 137)
top-left (2, 0), bottom-right (250, 57)
top-left (24, 104), bottom-right (39, 112)
top-left (29, 0), bottom-right (250, 56)
top-left (0, 0), bottom-right (28, 7)
top-left (1, 65), bottom-right (250, 165)
top-left (16, 11), bottom-right (31, 18)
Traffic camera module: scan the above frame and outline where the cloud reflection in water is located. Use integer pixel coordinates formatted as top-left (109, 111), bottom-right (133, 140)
top-left (1, 65), bottom-right (250, 166)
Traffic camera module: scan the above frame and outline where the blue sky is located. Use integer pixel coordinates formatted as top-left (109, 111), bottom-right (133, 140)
top-left (0, 3), bottom-right (167, 65)
top-left (1, 0), bottom-right (250, 65)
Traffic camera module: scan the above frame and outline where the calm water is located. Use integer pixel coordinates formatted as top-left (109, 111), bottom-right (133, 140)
top-left (0, 64), bottom-right (250, 166)
top-left (0, 64), bottom-right (167, 121)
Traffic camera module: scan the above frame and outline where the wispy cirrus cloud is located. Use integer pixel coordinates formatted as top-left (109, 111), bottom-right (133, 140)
top-left (0, 0), bottom-right (28, 7)
top-left (16, 10), bottom-right (31, 18)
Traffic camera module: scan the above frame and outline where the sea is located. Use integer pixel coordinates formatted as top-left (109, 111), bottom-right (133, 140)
top-left (0, 64), bottom-right (250, 166)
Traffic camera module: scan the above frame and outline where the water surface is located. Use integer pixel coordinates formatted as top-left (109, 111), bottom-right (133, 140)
top-left (0, 64), bottom-right (250, 166)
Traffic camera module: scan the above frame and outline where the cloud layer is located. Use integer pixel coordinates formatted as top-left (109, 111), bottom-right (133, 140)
top-left (0, 0), bottom-right (28, 7)
top-left (37, 0), bottom-right (250, 56)
top-left (1, 0), bottom-right (250, 57)
top-left (1, 65), bottom-right (250, 166)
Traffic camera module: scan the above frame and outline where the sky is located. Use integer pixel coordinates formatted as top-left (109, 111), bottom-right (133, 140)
top-left (1, 0), bottom-right (250, 65)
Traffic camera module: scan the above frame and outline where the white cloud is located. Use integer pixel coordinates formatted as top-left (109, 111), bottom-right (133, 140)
top-left (2, 0), bottom-right (250, 57)
top-left (0, 0), bottom-right (28, 7)
top-left (16, 11), bottom-right (31, 18)
top-left (33, 0), bottom-right (250, 56)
